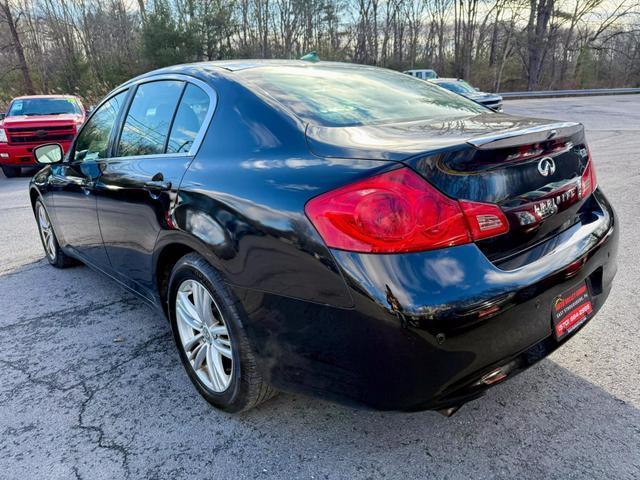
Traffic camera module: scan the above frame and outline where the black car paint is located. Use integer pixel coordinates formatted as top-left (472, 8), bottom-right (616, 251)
top-left (30, 61), bottom-right (618, 411)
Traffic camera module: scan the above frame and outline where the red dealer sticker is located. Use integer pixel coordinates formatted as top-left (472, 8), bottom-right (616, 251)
top-left (552, 281), bottom-right (594, 341)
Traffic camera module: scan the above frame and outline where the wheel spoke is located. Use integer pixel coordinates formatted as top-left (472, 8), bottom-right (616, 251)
top-left (210, 325), bottom-right (227, 335)
top-left (176, 291), bottom-right (203, 331)
top-left (38, 207), bottom-right (47, 228)
top-left (189, 342), bottom-right (205, 361)
top-left (212, 342), bottom-right (232, 359)
top-left (47, 235), bottom-right (56, 257)
top-left (206, 347), bottom-right (222, 390)
top-left (193, 343), bottom-right (207, 370)
top-left (193, 283), bottom-right (214, 325)
top-left (208, 346), bottom-right (229, 390)
top-left (183, 333), bottom-right (203, 352)
top-left (200, 294), bottom-right (214, 325)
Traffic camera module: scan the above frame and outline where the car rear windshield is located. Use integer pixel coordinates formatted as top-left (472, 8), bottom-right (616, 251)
top-left (238, 65), bottom-right (488, 127)
top-left (7, 97), bottom-right (81, 117)
top-left (436, 81), bottom-right (476, 95)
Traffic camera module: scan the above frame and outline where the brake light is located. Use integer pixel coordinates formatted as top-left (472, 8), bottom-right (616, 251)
top-left (0, 128), bottom-right (7, 143)
top-left (580, 151), bottom-right (597, 199)
top-left (305, 167), bottom-right (509, 253)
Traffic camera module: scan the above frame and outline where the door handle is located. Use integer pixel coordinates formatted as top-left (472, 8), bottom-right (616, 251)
top-left (144, 172), bottom-right (171, 191)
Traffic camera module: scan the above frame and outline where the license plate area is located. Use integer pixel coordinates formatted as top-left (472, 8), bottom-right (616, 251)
top-left (552, 281), bottom-right (593, 341)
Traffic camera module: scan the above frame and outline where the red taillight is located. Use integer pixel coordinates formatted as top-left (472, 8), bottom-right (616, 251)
top-left (580, 151), bottom-right (597, 199)
top-left (459, 200), bottom-right (509, 241)
top-left (305, 167), bottom-right (509, 253)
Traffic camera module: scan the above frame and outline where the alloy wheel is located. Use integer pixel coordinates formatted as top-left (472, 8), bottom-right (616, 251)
top-left (175, 279), bottom-right (233, 392)
top-left (36, 203), bottom-right (57, 262)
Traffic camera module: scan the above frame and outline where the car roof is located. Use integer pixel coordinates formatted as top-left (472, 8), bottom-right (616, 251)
top-left (133, 59), bottom-right (400, 81)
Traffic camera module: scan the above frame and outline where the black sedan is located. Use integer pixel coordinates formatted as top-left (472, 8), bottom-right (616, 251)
top-left (29, 61), bottom-right (617, 414)
top-left (430, 78), bottom-right (503, 111)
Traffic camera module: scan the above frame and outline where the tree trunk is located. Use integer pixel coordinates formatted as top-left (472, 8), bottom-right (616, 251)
top-left (1, 1), bottom-right (36, 94)
top-left (526, 0), bottom-right (554, 90)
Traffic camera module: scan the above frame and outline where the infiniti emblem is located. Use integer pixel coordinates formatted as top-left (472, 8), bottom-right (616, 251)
top-left (537, 157), bottom-right (556, 177)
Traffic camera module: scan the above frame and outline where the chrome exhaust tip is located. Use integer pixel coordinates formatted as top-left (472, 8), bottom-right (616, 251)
top-left (437, 405), bottom-right (462, 417)
top-left (481, 368), bottom-right (508, 385)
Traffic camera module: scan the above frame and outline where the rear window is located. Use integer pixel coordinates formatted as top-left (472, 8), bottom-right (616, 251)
top-left (239, 65), bottom-right (487, 127)
top-left (436, 81), bottom-right (475, 95)
top-left (8, 97), bottom-right (81, 116)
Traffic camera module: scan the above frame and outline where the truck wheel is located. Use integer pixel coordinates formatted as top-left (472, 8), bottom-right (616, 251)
top-left (1, 165), bottom-right (21, 178)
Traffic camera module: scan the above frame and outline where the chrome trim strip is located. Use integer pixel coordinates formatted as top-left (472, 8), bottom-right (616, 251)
top-left (467, 122), bottom-right (582, 150)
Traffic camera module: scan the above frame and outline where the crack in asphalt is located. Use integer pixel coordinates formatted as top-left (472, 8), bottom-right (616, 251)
top-left (76, 380), bottom-right (133, 478)
top-left (0, 331), bottom-right (171, 396)
top-left (0, 205), bottom-right (32, 212)
top-left (1, 330), bottom-right (171, 478)
top-left (0, 297), bottom-right (139, 331)
top-left (71, 331), bottom-right (173, 478)
top-left (72, 466), bottom-right (82, 480)
top-left (0, 258), bottom-right (46, 277)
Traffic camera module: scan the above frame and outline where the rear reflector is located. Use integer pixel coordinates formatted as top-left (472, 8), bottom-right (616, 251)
top-left (305, 167), bottom-right (509, 253)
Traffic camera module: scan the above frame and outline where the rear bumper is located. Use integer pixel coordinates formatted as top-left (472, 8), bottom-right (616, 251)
top-left (0, 141), bottom-right (72, 166)
top-left (236, 189), bottom-right (618, 410)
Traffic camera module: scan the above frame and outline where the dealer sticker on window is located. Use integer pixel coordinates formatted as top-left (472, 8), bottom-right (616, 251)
top-left (552, 281), bottom-right (593, 341)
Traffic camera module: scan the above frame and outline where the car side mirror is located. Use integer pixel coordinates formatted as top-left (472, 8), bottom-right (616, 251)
top-left (475, 87), bottom-right (480, 91)
top-left (34, 143), bottom-right (64, 164)
top-left (0, 113), bottom-right (5, 121)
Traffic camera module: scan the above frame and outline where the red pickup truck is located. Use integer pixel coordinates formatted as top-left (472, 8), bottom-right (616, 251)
top-left (0, 95), bottom-right (85, 177)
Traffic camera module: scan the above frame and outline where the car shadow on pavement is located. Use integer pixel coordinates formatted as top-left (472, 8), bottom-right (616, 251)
top-left (0, 262), bottom-right (638, 480)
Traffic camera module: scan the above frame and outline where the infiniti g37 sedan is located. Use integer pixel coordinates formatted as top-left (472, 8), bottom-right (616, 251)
top-left (29, 61), bottom-right (617, 414)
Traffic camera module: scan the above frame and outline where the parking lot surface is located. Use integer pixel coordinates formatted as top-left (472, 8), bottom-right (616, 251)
top-left (1, 95), bottom-right (639, 479)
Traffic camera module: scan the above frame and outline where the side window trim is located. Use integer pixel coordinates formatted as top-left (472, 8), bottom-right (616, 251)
top-left (104, 74), bottom-right (217, 161)
top-left (108, 86), bottom-right (137, 159)
top-left (162, 83), bottom-right (188, 154)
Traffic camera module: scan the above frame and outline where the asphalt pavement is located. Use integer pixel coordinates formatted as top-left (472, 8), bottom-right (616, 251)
top-left (0, 95), bottom-right (638, 479)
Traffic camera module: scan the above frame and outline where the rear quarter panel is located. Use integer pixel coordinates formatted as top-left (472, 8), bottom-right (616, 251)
top-left (169, 76), bottom-right (396, 308)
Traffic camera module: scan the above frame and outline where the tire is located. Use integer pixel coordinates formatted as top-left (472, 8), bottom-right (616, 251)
top-left (34, 198), bottom-right (78, 268)
top-left (168, 253), bottom-right (276, 412)
top-left (1, 165), bottom-right (21, 178)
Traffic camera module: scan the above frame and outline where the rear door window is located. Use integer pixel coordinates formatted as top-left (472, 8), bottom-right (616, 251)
top-left (166, 84), bottom-right (210, 154)
top-left (117, 80), bottom-right (184, 157)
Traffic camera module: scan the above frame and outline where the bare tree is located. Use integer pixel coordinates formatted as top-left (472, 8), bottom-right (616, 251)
top-left (0, 0), bottom-right (35, 94)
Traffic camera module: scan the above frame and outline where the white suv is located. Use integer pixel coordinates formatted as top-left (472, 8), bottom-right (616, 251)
top-left (403, 69), bottom-right (438, 80)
